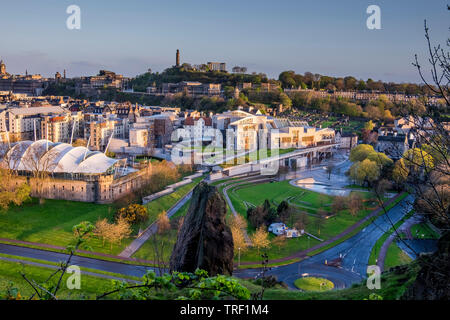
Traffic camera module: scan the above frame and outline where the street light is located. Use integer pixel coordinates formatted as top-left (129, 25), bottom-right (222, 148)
top-left (238, 247), bottom-right (241, 269)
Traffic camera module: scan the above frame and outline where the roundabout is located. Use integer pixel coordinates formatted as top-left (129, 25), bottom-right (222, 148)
top-left (294, 276), bottom-right (335, 292)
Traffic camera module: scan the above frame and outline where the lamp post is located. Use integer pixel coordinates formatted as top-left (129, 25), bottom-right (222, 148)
top-left (238, 247), bottom-right (241, 269)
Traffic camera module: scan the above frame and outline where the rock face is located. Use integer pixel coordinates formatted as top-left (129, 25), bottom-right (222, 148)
top-left (169, 182), bottom-right (234, 276)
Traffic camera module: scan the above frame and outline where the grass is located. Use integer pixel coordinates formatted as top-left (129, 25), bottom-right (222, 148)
top-left (368, 209), bottom-right (415, 265)
top-left (144, 176), bottom-right (204, 225)
top-left (0, 258), bottom-right (122, 299)
top-left (220, 148), bottom-right (295, 168)
top-left (384, 242), bottom-right (412, 269)
top-left (294, 277), bottom-right (334, 292)
top-left (0, 198), bottom-right (130, 255)
top-left (410, 223), bottom-right (440, 239)
top-left (0, 175), bottom-right (204, 258)
top-left (226, 180), bottom-right (385, 263)
top-left (0, 253), bottom-right (140, 282)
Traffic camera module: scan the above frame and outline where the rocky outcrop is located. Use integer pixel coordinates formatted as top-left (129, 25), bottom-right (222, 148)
top-left (169, 182), bottom-right (234, 276)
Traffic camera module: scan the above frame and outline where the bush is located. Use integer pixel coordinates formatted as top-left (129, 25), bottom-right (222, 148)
top-left (115, 204), bottom-right (149, 225)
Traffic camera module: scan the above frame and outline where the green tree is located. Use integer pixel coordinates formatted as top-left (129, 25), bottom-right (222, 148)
top-left (349, 144), bottom-right (376, 162)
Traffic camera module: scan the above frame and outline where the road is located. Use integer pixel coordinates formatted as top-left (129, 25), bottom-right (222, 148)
top-left (234, 194), bottom-right (415, 289)
top-left (0, 243), bottom-right (154, 278)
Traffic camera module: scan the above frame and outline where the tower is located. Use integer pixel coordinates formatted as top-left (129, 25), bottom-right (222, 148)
top-left (0, 60), bottom-right (6, 75)
top-left (64, 69), bottom-right (66, 79)
top-left (176, 49), bottom-right (180, 67)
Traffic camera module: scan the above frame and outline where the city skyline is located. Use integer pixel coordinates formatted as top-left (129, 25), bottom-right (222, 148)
top-left (0, 0), bottom-right (448, 83)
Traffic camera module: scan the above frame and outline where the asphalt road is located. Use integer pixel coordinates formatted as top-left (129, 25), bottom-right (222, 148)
top-left (0, 243), bottom-right (154, 278)
top-left (235, 194), bottom-right (415, 289)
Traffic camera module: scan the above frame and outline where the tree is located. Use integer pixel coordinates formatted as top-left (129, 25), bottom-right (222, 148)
top-left (403, 148), bottom-right (434, 175)
top-left (347, 193), bottom-right (363, 217)
top-left (350, 144), bottom-right (376, 162)
top-left (231, 225), bottom-right (248, 254)
top-left (247, 206), bottom-right (266, 229)
top-left (272, 235), bottom-right (286, 252)
top-left (0, 182), bottom-right (31, 211)
top-left (392, 158), bottom-right (410, 187)
top-left (94, 218), bottom-right (112, 247)
top-left (250, 227), bottom-right (270, 254)
top-left (116, 204), bottom-right (149, 226)
top-left (331, 196), bottom-right (347, 214)
top-left (325, 164), bottom-right (334, 180)
top-left (156, 211), bottom-right (171, 235)
top-left (350, 159), bottom-right (380, 186)
top-left (315, 210), bottom-right (327, 235)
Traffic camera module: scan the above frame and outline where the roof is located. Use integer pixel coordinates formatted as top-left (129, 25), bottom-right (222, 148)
top-left (7, 106), bottom-right (67, 116)
top-left (378, 135), bottom-right (406, 142)
top-left (1, 140), bottom-right (120, 174)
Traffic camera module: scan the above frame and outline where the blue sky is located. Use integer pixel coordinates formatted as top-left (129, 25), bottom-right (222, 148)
top-left (0, 0), bottom-right (448, 83)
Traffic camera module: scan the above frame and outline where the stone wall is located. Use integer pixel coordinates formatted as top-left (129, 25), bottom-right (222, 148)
top-left (9, 169), bottom-right (147, 204)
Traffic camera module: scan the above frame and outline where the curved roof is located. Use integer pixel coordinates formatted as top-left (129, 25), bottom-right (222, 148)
top-left (1, 140), bottom-right (121, 175)
top-left (73, 152), bottom-right (119, 174)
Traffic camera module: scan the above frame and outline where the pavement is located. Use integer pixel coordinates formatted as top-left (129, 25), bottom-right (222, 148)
top-left (118, 187), bottom-right (196, 258)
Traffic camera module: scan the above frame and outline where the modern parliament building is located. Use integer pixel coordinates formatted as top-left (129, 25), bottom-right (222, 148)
top-left (0, 139), bottom-right (149, 203)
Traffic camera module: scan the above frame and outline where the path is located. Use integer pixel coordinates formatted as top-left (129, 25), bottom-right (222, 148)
top-left (118, 180), bottom-right (203, 258)
top-left (376, 214), bottom-right (419, 271)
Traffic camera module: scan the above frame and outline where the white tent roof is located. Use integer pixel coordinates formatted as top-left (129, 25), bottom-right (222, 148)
top-left (73, 152), bottom-right (119, 174)
top-left (1, 140), bottom-right (121, 175)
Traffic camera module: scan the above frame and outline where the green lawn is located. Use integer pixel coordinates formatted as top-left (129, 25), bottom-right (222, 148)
top-left (226, 180), bottom-right (380, 263)
top-left (220, 148), bottom-right (295, 168)
top-left (0, 176), bottom-right (204, 257)
top-left (0, 198), bottom-right (130, 255)
top-left (294, 277), bottom-right (334, 292)
top-left (0, 259), bottom-right (119, 299)
top-left (384, 242), bottom-right (413, 270)
top-left (144, 176), bottom-right (204, 225)
top-left (410, 223), bottom-right (440, 239)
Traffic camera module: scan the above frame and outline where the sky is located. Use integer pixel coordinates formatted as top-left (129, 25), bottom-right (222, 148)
top-left (0, 0), bottom-right (448, 83)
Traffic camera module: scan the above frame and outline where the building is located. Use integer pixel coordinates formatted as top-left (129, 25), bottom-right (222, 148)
top-left (83, 115), bottom-right (129, 151)
top-left (376, 132), bottom-right (409, 160)
top-left (0, 106), bottom-right (68, 141)
top-left (335, 131), bottom-right (358, 149)
top-left (268, 223), bottom-right (302, 238)
top-left (161, 81), bottom-right (221, 96)
top-left (0, 60), bottom-right (46, 96)
top-left (0, 140), bottom-right (148, 203)
top-left (40, 112), bottom-right (83, 143)
top-left (212, 110), bottom-right (336, 151)
top-left (207, 62), bottom-right (226, 72)
top-left (270, 126), bottom-right (335, 149)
